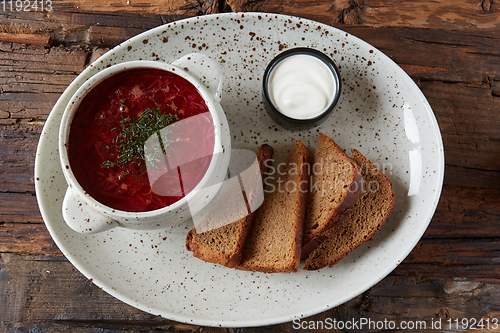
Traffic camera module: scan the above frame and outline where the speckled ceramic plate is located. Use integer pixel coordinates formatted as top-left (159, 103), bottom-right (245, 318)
top-left (35, 13), bottom-right (444, 327)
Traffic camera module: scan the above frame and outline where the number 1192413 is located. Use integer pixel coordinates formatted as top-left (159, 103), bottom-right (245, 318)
top-left (2, 0), bottom-right (52, 12)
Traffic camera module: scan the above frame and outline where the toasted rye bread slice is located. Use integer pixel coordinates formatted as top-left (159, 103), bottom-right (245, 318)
top-left (301, 133), bottom-right (363, 258)
top-left (185, 144), bottom-right (274, 268)
top-left (237, 141), bottom-right (310, 273)
top-left (303, 149), bottom-right (396, 270)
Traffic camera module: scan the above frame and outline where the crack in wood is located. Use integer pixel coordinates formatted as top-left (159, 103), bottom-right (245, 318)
top-left (83, 48), bottom-right (93, 67)
top-left (219, 0), bottom-right (231, 12)
top-left (398, 36), bottom-right (475, 48)
top-left (340, 0), bottom-right (360, 25)
top-left (0, 190), bottom-right (35, 195)
top-left (415, 76), bottom-right (483, 85)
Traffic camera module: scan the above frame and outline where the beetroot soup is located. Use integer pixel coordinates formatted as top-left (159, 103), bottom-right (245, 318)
top-left (68, 68), bottom-right (215, 212)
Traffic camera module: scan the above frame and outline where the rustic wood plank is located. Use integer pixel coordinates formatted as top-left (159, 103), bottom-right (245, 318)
top-left (0, 11), bottom-right (185, 47)
top-left (10, 322), bottom-right (224, 333)
top-left (406, 239), bottom-right (500, 267)
top-left (225, 0), bottom-right (351, 26)
top-left (4, 322), bottom-right (204, 333)
top-left (0, 46), bottom-right (91, 197)
top-left (86, 26), bottom-right (148, 48)
top-left (0, 163), bottom-right (35, 192)
top-left (358, 0), bottom-right (500, 30)
top-left (0, 128), bottom-right (40, 193)
top-left (337, 27), bottom-right (498, 173)
top-left (0, 192), bottom-right (43, 223)
top-left (0, 91), bottom-right (66, 120)
top-left (400, 64), bottom-right (484, 84)
top-left (424, 186), bottom-right (500, 239)
top-left (333, 276), bottom-right (500, 332)
top-left (303, 278), bottom-right (500, 332)
top-left (420, 81), bottom-right (500, 172)
top-left (0, 43), bottom-right (88, 123)
top-left (0, 223), bottom-right (59, 255)
top-left (1, 4), bottom-right (499, 49)
top-left (395, 239), bottom-right (500, 279)
top-left (0, 23), bottom-right (39, 34)
top-left (444, 165), bottom-right (500, 189)
top-left (0, 253), bottom-right (223, 332)
top-left (225, 0), bottom-right (500, 30)
top-left (3, 0), bottom-right (496, 33)
top-left (52, 0), bottom-right (218, 16)
top-left (45, 10), bottom-right (184, 32)
top-left (0, 12), bottom-right (71, 36)
top-left (1, 253), bottom-right (500, 331)
top-left (0, 43), bottom-right (88, 76)
top-left (0, 32), bottom-right (51, 46)
top-left (341, 26), bottom-right (500, 78)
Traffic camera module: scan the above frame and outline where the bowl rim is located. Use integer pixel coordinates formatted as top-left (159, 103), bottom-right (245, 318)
top-left (58, 60), bottom-right (225, 218)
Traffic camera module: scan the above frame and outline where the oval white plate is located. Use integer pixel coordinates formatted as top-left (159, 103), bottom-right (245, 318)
top-left (35, 13), bottom-right (444, 327)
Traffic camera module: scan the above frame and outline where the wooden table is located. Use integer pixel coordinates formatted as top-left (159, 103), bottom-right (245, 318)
top-left (1, 1), bottom-right (499, 331)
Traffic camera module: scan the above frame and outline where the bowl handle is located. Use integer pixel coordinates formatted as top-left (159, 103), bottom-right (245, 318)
top-left (62, 187), bottom-right (118, 234)
top-left (172, 53), bottom-right (223, 103)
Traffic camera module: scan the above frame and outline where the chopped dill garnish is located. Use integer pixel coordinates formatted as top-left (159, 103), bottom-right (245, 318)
top-left (102, 160), bottom-right (115, 168)
top-left (102, 107), bottom-right (177, 172)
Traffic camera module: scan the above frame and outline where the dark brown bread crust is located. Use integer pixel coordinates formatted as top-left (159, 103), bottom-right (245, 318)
top-left (301, 169), bottom-right (363, 258)
top-left (185, 144), bottom-right (274, 268)
top-left (237, 141), bottom-right (310, 273)
top-left (303, 149), bottom-right (396, 270)
top-left (301, 133), bottom-right (363, 256)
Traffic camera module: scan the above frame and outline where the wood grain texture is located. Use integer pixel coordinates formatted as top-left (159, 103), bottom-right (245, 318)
top-left (2, 253), bottom-right (500, 331)
top-left (0, 32), bottom-right (51, 46)
top-left (0, 192), bottom-right (42, 223)
top-left (0, 43), bottom-right (88, 123)
top-left (359, 0), bottom-right (500, 30)
top-left (0, 223), bottom-right (59, 255)
top-left (445, 165), bottom-right (500, 189)
top-left (224, 0), bottom-right (500, 29)
top-left (397, 240), bottom-right (500, 279)
top-left (0, 2), bottom-right (499, 331)
top-left (52, 0), bottom-right (219, 16)
top-left (340, 26), bottom-right (500, 173)
top-left (0, 10), bottom-right (187, 47)
top-left (424, 186), bottom-right (500, 239)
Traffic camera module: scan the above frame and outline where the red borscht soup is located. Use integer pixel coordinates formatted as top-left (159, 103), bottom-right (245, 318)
top-left (68, 68), bottom-right (215, 212)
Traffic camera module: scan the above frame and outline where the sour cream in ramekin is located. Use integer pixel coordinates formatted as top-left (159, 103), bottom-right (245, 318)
top-left (269, 54), bottom-right (336, 120)
top-left (262, 48), bottom-right (342, 129)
